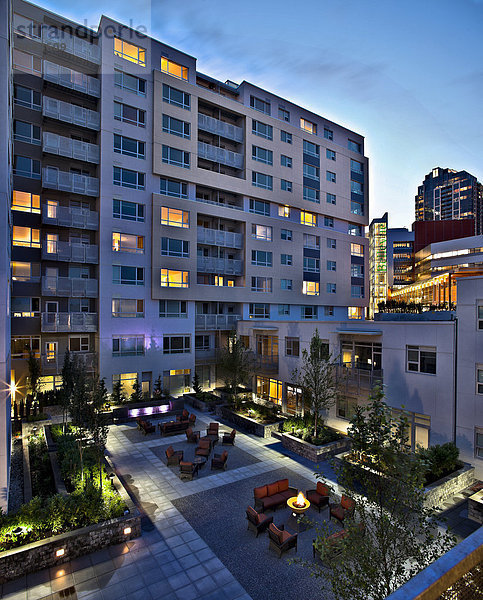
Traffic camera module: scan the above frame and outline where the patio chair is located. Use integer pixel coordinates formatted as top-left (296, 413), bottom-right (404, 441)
top-left (268, 523), bottom-right (297, 558)
top-left (188, 413), bottom-right (196, 426)
top-left (246, 506), bottom-right (273, 537)
top-left (165, 445), bottom-right (184, 466)
top-left (195, 438), bottom-right (211, 458)
top-left (177, 409), bottom-right (189, 422)
top-left (222, 429), bottom-right (236, 445)
top-left (211, 450), bottom-right (228, 470)
top-left (185, 428), bottom-right (200, 443)
top-left (330, 494), bottom-right (355, 524)
top-left (306, 482), bottom-right (330, 513)
top-left (207, 422), bottom-right (219, 442)
top-left (179, 461), bottom-right (198, 481)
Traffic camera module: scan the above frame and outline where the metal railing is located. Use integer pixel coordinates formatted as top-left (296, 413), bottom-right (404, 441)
top-left (198, 141), bottom-right (244, 169)
top-left (43, 132), bottom-right (99, 164)
top-left (42, 204), bottom-right (98, 230)
top-left (195, 314), bottom-right (241, 330)
top-left (194, 196), bottom-right (244, 211)
top-left (43, 60), bottom-right (101, 97)
top-left (41, 312), bottom-right (98, 333)
top-left (41, 241), bottom-right (98, 264)
top-left (197, 227), bottom-right (243, 249)
top-left (43, 97), bottom-right (100, 130)
top-left (255, 356), bottom-right (279, 373)
top-left (42, 30), bottom-right (101, 64)
top-left (198, 113), bottom-right (243, 142)
top-left (42, 168), bottom-right (99, 197)
top-left (197, 257), bottom-right (243, 275)
top-left (41, 351), bottom-right (96, 372)
top-left (42, 276), bottom-right (98, 297)
top-left (336, 363), bottom-right (383, 390)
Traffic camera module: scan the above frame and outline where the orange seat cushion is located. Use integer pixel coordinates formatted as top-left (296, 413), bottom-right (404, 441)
top-left (246, 506), bottom-right (260, 523)
top-left (269, 523), bottom-right (283, 544)
top-left (341, 495), bottom-right (355, 510)
top-left (278, 479), bottom-right (289, 492)
top-left (267, 483), bottom-right (279, 496)
top-left (254, 485), bottom-right (268, 500)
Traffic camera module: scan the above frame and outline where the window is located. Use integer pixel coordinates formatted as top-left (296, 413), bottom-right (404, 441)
top-left (476, 428), bottom-right (483, 458)
top-left (281, 254), bottom-right (292, 266)
top-left (351, 159), bottom-right (363, 174)
top-left (13, 226), bottom-right (40, 248)
top-left (407, 346), bottom-right (436, 374)
top-left (324, 306), bottom-right (334, 316)
top-left (113, 134), bottom-right (145, 159)
top-left (161, 237), bottom-right (189, 257)
top-left (113, 167), bottom-right (145, 190)
top-left (337, 397), bottom-right (358, 420)
top-left (112, 373), bottom-right (138, 395)
top-left (252, 224), bottom-right (272, 241)
top-left (160, 178), bottom-right (188, 199)
top-left (351, 285), bottom-right (364, 298)
top-left (281, 229), bottom-right (292, 241)
top-left (113, 336), bottom-right (144, 356)
top-left (12, 191), bottom-right (40, 213)
top-left (114, 101), bottom-right (145, 127)
top-left (159, 300), bottom-right (187, 318)
top-left (11, 297), bottom-right (40, 317)
top-left (251, 276), bottom-right (272, 292)
top-left (162, 145), bottom-right (190, 168)
top-left (303, 140), bottom-right (320, 156)
top-left (252, 146), bottom-right (273, 165)
top-left (251, 250), bottom-right (272, 267)
top-left (326, 192), bottom-right (337, 205)
top-left (112, 298), bottom-right (144, 318)
top-left (252, 172), bottom-right (273, 190)
top-left (304, 186), bottom-right (320, 203)
top-left (301, 211), bottom-right (316, 227)
top-left (162, 84), bottom-right (190, 109)
top-left (324, 217), bottom-right (334, 228)
top-left (69, 336), bottom-right (90, 352)
top-left (348, 307), bottom-right (363, 320)
top-left (351, 180), bottom-right (363, 194)
top-left (327, 260), bottom-right (337, 271)
top-left (11, 261), bottom-right (40, 281)
top-left (161, 269), bottom-right (189, 288)
top-left (300, 118), bottom-right (317, 134)
top-left (162, 114), bottom-right (190, 139)
top-left (303, 281), bottom-right (319, 296)
top-left (327, 283), bottom-right (336, 294)
top-left (304, 257), bottom-right (320, 272)
top-left (285, 337), bottom-right (299, 357)
top-left (301, 305), bottom-right (318, 320)
top-left (348, 139), bottom-right (362, 153)
top-left (249, 303), bottom-right (270, 319)
top-left (113, 199), bottom-right (144, 222)
top-left (13, 50), bottom-right (41, 74)
top-left (303, 163), bottom-right (319, 181)
top-left (351, 243), bottom-right (364, 257)
top-left (252, 120), bottom-right (273, 140)
top-left (326, 170), bottom-right (336, 183)
top-left (14, 156), bottom-right (40, 179)
top-left (349, 223), bottom-right (363, 236)
top-left (304, 233), bottom-right (320, 249)
top-left (281, 130), bottom-right (292, 144)
top-left (278, 107), bottom-right (290, 122)
top-left (14, 121), bottom-right (40, 144)
top-left (114, 69), bottom-right (146, 95)
top-left (351, 264), bottom-right (364, 277)
top-left (278, 205), bottom-right (290, 218)
top-left (163, 335), bottom-right (190, 354)
top-left (250, 199), bottom-right (270, 216)
top-left (257, 376), bottom-right (282, 405)
top-left (112, 232), bottom-right (144, 254)
top-left (112, 266), bottom-right (144, 285)
top-left (195, 335), bottom-right (210, 351)
top-left (114, 38), bottom-right (146, 66)
top-left (279, 304), bottom-right (290, 315)
top-left (250, 95), bottom-right (270, 115)
top-left (14, 85), bottom-right (41, 110)
top-left (324, 127), bottom-right (333, 140)
top-left (281, 279), bottom-right (293, 290)
top-left (326, 149), bottom-right (336, 161)
top-left (478, 305), bottom-right (483, 330)
top-left (14, 14), bottom-right (41, 39)
top-left (12, 335), bottom-right (40, 359)
top-left (161, 57), bottom-right (188, 80)
top-left (327, 238), bottom-right (336, 249)
top-left (281, 155), bottom-right (292, 168)
top-left (280, 179), bottom-right (292, 192)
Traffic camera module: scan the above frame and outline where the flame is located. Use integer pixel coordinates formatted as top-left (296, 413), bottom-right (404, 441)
top-left (295, 492), bottom-right (306, 507)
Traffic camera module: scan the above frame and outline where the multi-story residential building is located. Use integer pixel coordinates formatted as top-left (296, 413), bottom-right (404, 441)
top-left (415, 167), bottom-right (483, 235)
top-left (368, 213), bottom-right (388, 316)
top-left (387, 227), bottom-right (414, 288)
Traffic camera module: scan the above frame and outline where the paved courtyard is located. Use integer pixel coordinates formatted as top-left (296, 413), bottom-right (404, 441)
top-left (0, 409), bottom-right (479, 600)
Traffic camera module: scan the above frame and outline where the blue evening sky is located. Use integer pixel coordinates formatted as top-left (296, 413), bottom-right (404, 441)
top-left (38, 0), bottom-right (483, 228)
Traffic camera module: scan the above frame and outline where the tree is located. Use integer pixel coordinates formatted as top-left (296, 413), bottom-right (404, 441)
top-left (88, 377), bottom-right (109, 491)
top-left (217, 330), bottom-right (254, 408)
top-left (292, 328), bottom-right (339, 437)
top-left (27, 347), bottom-right (41, 403)
top-left (130, 376), bottom-right (143, 404)
top-left (303, 388), bottom-right (456, 600)
top-left (153, 375), bottom-right (163, 400)
top-left (60, 351), bottom-right (77, 433)
top-left (192, 371), bottom-right (202, 397)
top-left (68, 368), bottom-right (90, 485)
top-left (110, 380), bottom-right (126, 405)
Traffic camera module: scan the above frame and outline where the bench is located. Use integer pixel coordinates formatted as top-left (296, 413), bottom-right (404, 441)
top-left (254, 479), bottom-right (298, 512)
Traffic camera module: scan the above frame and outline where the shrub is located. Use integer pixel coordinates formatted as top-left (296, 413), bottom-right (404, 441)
top-left (416, 442), bottom-right (461, 482)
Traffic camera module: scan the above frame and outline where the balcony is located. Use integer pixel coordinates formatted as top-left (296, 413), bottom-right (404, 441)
top-left (195, 314), bottom-right (241, 330)
top-left (42, 351), bottom-right (96, 373)
top-left (198, 114), bottom-right (243, 142)
top-left (42, 204), bottom-right (98, 230)
top-left (43, 60), bottom-right (101, 97)
top-left (42, 276), bottom-right (98, 297)
top-left (198, 142), bottom-right (244, 169)
top-left (43, 97), bottom-right (100, 130)
top-left (41, 312), bottom-right (97, 333)
top-left (42, 168), bottom-right (99, 197)
top-left (41, 241), bottom-right (98, 264)
top-left (197, 227), bottom-right (243, 249)
top-left (195, 196), bottom-right (243, 212)
top-left (197, 257), bottom-right (243, 275)
top-left (255, 355), bottom-right (279, 374)
top-left (336, 363), bottom-right (383, 391)
top-left (43, 132), bottom-right (99, 164)
top-left (42, 30), bottom-right (101, 64)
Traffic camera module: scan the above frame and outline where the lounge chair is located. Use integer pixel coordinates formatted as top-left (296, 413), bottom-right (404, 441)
top-left (246, 506), bottom-right (273, 537)
top-left (165, 445), bottom-right (183, 466)
top-left (268, 523), bottom-right (297, 558)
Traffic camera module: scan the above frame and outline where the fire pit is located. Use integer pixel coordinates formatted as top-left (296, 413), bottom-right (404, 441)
top-left (287, 491), bottom-right (311, 516)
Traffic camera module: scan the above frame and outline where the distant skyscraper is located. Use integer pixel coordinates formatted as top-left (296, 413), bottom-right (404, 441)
top-left (415, 167), bottom-right (482, 235)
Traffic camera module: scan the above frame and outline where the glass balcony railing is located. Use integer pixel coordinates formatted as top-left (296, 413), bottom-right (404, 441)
top-left (41, 312), bottom-right (98, 332)
top-left (195, 314), bottom-right (241, 330)
top-left (41, 241), bottom-right (98, 264)
top-left (197, 257), bottom-right (243, 275)
top-left (42, 204), bottom-right (98, 230)
top-left (42, 168), bottom-right (99, 197)
top-left (198, 141), bottom-right (244, 169)
top-left (43, 132), bottom-right (99, 164)
top-left (41, 276), bottom-right (98, 297)
top-left (43, 97), bottom-right (100, 130)
top-left (197, 227), bottom-right (243, 249)
top-left (43, 60), bottom-right (100, 97)
top-left (198, 113), bottom-right (243, 142)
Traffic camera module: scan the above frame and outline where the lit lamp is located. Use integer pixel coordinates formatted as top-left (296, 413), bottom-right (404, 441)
top-left (55, 548), bottom-right (65, 558)
top-left (12, 526), bottom-right (24, 536)
top-left (123, 527), bottom-right (131, 535)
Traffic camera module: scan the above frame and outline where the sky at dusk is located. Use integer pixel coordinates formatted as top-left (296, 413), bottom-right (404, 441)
top-left (37, 0), bottom-right (483, 229)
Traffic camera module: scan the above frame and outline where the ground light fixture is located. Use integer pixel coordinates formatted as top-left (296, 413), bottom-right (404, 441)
top-left (123, 527), bottom-right (131, 535)
top-left (55, 548), bottom-right (65, 558)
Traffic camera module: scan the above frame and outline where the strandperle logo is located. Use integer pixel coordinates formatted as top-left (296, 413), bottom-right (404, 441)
top-left (14, 20), bottom-right (148, 42)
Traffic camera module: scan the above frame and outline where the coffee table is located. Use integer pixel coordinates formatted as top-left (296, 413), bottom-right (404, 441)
top-left (193, 456), bottom-right (207, 469)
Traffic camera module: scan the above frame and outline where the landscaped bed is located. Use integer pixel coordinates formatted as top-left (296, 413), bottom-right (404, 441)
top-left (216, 401), bottom-right (284, 438)
top-left (184, 392), bottom-right (224, 412)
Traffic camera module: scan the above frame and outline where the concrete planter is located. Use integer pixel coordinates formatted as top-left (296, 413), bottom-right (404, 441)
top-left (111, 397), bottom-right (183, 422)
top-left (183, 394), bottom-right (222, 413)
top-left (281, 432), bottom-right (351, 462)
top-left (215, 405), bottom-right (282, 438)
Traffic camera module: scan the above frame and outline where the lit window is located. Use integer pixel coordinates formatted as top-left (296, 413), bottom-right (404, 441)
top-left (11, 296), bottom-right (39, 317)
top-left (252, 224), bottom-right (272, 241)
top-left (11, 261), bottom-right (40, 281)
top-left (300, 118), bottom-right (317, 134)
top-left (161, 269), bottom-right (189, 288)
top-left (161, 57), bottom-right (188, 80)
top-left (112, 233), bottom-right (144, 253)
top-left (348, 307), bottom-right (363, 320)
top-left (12, 191), bottom-right (40, 213)
top-left (112, 298), bottom-right (144, 318)
top-left (13, 226), bottom-right (40, 248)
top-left (351, 243), bottom-right (364, 257)
top-left (11, 335), bottom-right (40, 359)
top-left (303, 281), bottom-right (319, 296)
top-left (112, 373), bottom-right (138, 395)
top-left (300, 211), bottom-right (316, 227)
top-left (114, 38), bottom-right (146, 66)
top-left (278, 205), bottom-right (290, 218)
top-left (161, 206), bottom-right (189, 228)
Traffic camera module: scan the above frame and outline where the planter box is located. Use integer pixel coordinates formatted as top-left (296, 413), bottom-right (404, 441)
top-left (183, 394), bottom-right (221, 413)
top-left (215, 405), bottom-right (282, 438)
top-left (281, 432), bottom-right (351, 462)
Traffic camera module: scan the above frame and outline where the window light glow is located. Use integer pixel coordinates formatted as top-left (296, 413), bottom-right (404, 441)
top-left (161, 269), bottom-right (189, 288)
top-left (114, 38), bottom-right (146, 66)
top-left (161, 57), bottom-right (188, 80)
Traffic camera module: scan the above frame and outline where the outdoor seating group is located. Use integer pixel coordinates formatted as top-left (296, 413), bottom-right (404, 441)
top-left (159, 411), bottom-right (196, 436)
top-left (305, 482), bottom-right (330, 513)
top-left (135, 418), bottom-right (155, 435)
top-left (253, 479), bottom-right (298, 511)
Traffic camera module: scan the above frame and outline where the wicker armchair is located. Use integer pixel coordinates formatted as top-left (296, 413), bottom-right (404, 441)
top-left (222, 429), bottom-right (236, 445)
top-left (185, 428), bottom-right (200, 443)
top-left (306, 482), bottom-right (330, 513)
top-left (179, 461), bottom-right (198, 481)
top-left (268, 523), bottom-right (297, 558)
top-left (246, 506), bottom-right (273, 537)
top-left (165, 445), bottom-right (183, 466)
top-left (195, 438), bottom-right (211, 458)
top-left (211, 450), bottom-right (228, 470)
top-left (330, 495), bottom-right (355, 524)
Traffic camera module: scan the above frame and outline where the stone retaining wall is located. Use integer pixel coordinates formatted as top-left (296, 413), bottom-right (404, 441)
top-left (215, 405), bottom-right (282, 438)
top-left (281, 433), bottom-right (351, 462)
top-left (424, 463), bottom-right (475, 509)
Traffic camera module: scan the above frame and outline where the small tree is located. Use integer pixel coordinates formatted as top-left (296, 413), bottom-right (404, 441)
top-left (292, 328), bottom-right (339, 437)
top-left (192, 371), bottom-right (202, 397)
top-left (110, 380), bottom-right (126, 405)
top-left (217, 330), bottom-right (254, 408)
top-left (27, 347), bottom-right (41, 403)
top-left (88, 377), bottom-right (109, 491)
top-left (69, 368), bottom-right (90, 484)
top-left (130, 376), bottom-right (143, 404)
top-left (60, 351), bottom-right (76, 432)
top-left (153, 375), bottom-right (163, 400)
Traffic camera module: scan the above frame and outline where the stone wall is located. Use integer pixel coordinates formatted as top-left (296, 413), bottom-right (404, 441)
top-left (216, 406), bottom-right (282, 438)
top-left (468, 490), bottom-right (483, 524)
top-left (424, 463), bottom-right (475, 509)
top-left (281, 433), bottom-right (351, 462)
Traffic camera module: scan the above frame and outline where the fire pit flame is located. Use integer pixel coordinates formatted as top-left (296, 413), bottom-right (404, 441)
top-left (294, 491), bottom-right (306, 508)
